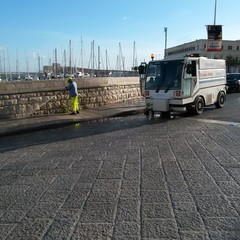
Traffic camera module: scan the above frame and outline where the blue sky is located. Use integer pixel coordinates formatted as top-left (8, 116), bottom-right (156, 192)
top-left (1, 0), bottom-right (240, 73)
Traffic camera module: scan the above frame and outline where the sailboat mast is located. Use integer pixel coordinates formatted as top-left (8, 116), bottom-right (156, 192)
top-left (98, 46), bottom-right (100, 70)
top-left (0, 52), bottom-right (2, 78)
top-left (38, 53), bottom-right (41, 78)
top-left (55, 48), bottom-right (57, 77)
top-left (105, 49), bottom-right (108, 71)
top-left (16, 49), bottom-right (19, 77)
top-left (3, 50), bottom-right (6, 80)
top-left (80, 36), bottom-right (84, 74)
top-left (92, 40), bottom-right (95, 71)
top-left (25, 50), bottom-right (29, 79)
top-left (7, 48), bottom-right (12, 80)
top-left (69, 40), bottom-right (72, 75)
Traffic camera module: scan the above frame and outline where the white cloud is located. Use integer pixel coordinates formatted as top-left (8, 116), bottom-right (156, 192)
top-left (121, 16), bottom-right (131, 21)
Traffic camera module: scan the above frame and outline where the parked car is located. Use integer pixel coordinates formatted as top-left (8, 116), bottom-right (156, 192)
top-left (227, 73), bottom-right (240, 92)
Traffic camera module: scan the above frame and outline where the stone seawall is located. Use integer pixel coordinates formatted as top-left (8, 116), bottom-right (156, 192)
top-left (0, 77), bottom-right (141, 119)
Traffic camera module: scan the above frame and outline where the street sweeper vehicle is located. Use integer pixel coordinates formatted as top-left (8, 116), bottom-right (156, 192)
top-left (138, 54), bottom-right (227, 118)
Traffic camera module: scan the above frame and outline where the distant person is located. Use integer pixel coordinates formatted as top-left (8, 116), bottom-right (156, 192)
top-left (64, 77), bottom-right (79, 115)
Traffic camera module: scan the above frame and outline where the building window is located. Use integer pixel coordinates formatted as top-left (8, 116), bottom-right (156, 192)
top-left (228, 46), bottom-right (233, 50)
top-left (237, 46), bottom-right (239, 51)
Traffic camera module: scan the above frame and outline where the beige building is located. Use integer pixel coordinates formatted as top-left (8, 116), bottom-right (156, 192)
top-left (165, 39), bottom-right (240, 72)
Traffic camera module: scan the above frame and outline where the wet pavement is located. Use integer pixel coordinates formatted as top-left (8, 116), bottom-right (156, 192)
top-left (1, 97), bottom-right (240, 239)
top-left (0, 98), bottom-right (145, 137)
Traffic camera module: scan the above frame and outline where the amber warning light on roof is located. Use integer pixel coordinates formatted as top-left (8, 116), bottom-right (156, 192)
top-left (151, 54), bottom-right (154, 60)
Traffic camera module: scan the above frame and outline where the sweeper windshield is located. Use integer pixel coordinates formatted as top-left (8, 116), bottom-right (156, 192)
top-left (145, 60), bottom-right (183, 92)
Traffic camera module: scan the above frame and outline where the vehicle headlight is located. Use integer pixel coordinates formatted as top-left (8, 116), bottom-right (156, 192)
top-left (237, 80), bottom-right (240, 85)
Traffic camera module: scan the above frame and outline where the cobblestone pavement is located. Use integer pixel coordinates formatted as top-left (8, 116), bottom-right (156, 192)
top-left (0, 115), bottom-right (240, 239)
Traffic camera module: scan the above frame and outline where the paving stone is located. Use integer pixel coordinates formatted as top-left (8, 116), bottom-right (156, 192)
top-left (77, 168), bottom-right (100, 183)
top-left (9, 187), bottom-right (48, 210)
top-left (204, 165), bottom-right (232, 182)
top-left (176, 157), bottom-right (206, 171)
top-left (42, 219), bottom-right (77, 240)
top-left (53, 158), bottom-right (76, 169)
top-left (141, 190), bottom-right (170, 204)
top-left (208, 230), bottom-right (240, 240)
top-left (42, 209), bottom-right (81, 240)
top-left (141, 169), bottom-right (167, 191)
top-left (163, 165), bottom-right (185, 182)
top-left (0, 174), bottom-right (21, 186)
top-left (226, 168), bottom-right (240, 185)
top-left (123, 164), bottom-right (140, 180)
top-left (142, 219), bottom-right (179, 239)
top-left (229, 197), bottom-right (240, 214)
top-left (217, 181), bottom-right (240, 197)
top-left (48, 174), bottom-right (80, 191)
top-left (101, 159), bottom-right (126, 168)
top-left (141, 178), bottom-right (167, 191)
top-left (141, 160), bottom-right (162, 170)
top-left (167, 180), bottom-right (190, 193)
top-left (98, 167), bottom-right (124, 179)
top-left (115, 199), bottom-right (140, 223)
top-left (120, 180), bottom-right (140, 199)
top-left (179, 230), bottom-right (210, 240)
top-left (39, 190), bottom-right (71, 203)
top-left (1, 162), bottom-right (29, 171)
top-left (26, 201), bottom-right (62, 218)
top-left (216, 156), bottom-right (240, 168)
top-left (72, 157), bottom-right (100, 166)
top-left (0, 185), bottom-right (29, 210)
top-left (79, 202), bottom-right (117, 223)
top-left (6, 217), bottom-right (52, 240)
top-left (87, 189), bottom-right (119, 202)
top-left (141, 147), bottom-right (160, 160)
top-left (24, 161), bottom-right (57, 170)
top-left (62, 188), bottom-right (90, 209)
top-left (113, 222), bottom-right (140, 236)
top-left (0, 223), bottom-right (17, 240)
top-left (168, 139), bottom-right (196, 158)
top-left (92, 179), bottom-right (121, 191)
top-left (16, 175), bottom-right (56, 189)
top-left (170, 193), bottom-right (195, 203)
top-left (188, 181), bottom-right (222, 195)
top-left (142, 202), bottom-right (174, 219)
top-left (172, 202), bottom-right (198, 212)
top-left (174, 210), bottom-right (205, 231)
top-left (195, 195), bottom-right (239, 217)
top-left (203, 217), bottom-right (240, 231)
top-left (0, 209), bottom-right (27, 224)
top-left (72, 182), bottom-right (93, 190)
top-left (71, 223), bottom-right (113, 240)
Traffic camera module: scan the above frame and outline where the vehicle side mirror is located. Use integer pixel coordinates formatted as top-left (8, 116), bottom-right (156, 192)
top-left (138, 64), bottom-right (146, 74)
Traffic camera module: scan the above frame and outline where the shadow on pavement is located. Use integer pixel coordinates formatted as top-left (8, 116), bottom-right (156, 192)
top-left (0, 114), bottom-right (171, 153)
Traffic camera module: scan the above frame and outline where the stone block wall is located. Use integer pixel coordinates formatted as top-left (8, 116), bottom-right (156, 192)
top-left (0, 77), bottom-right (141, 119)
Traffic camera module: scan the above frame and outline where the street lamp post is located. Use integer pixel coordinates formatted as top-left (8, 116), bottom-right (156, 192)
top-left (214, 0), bottom-right (217, 25)
top-left (164, 27), bottom-right (167, 59)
